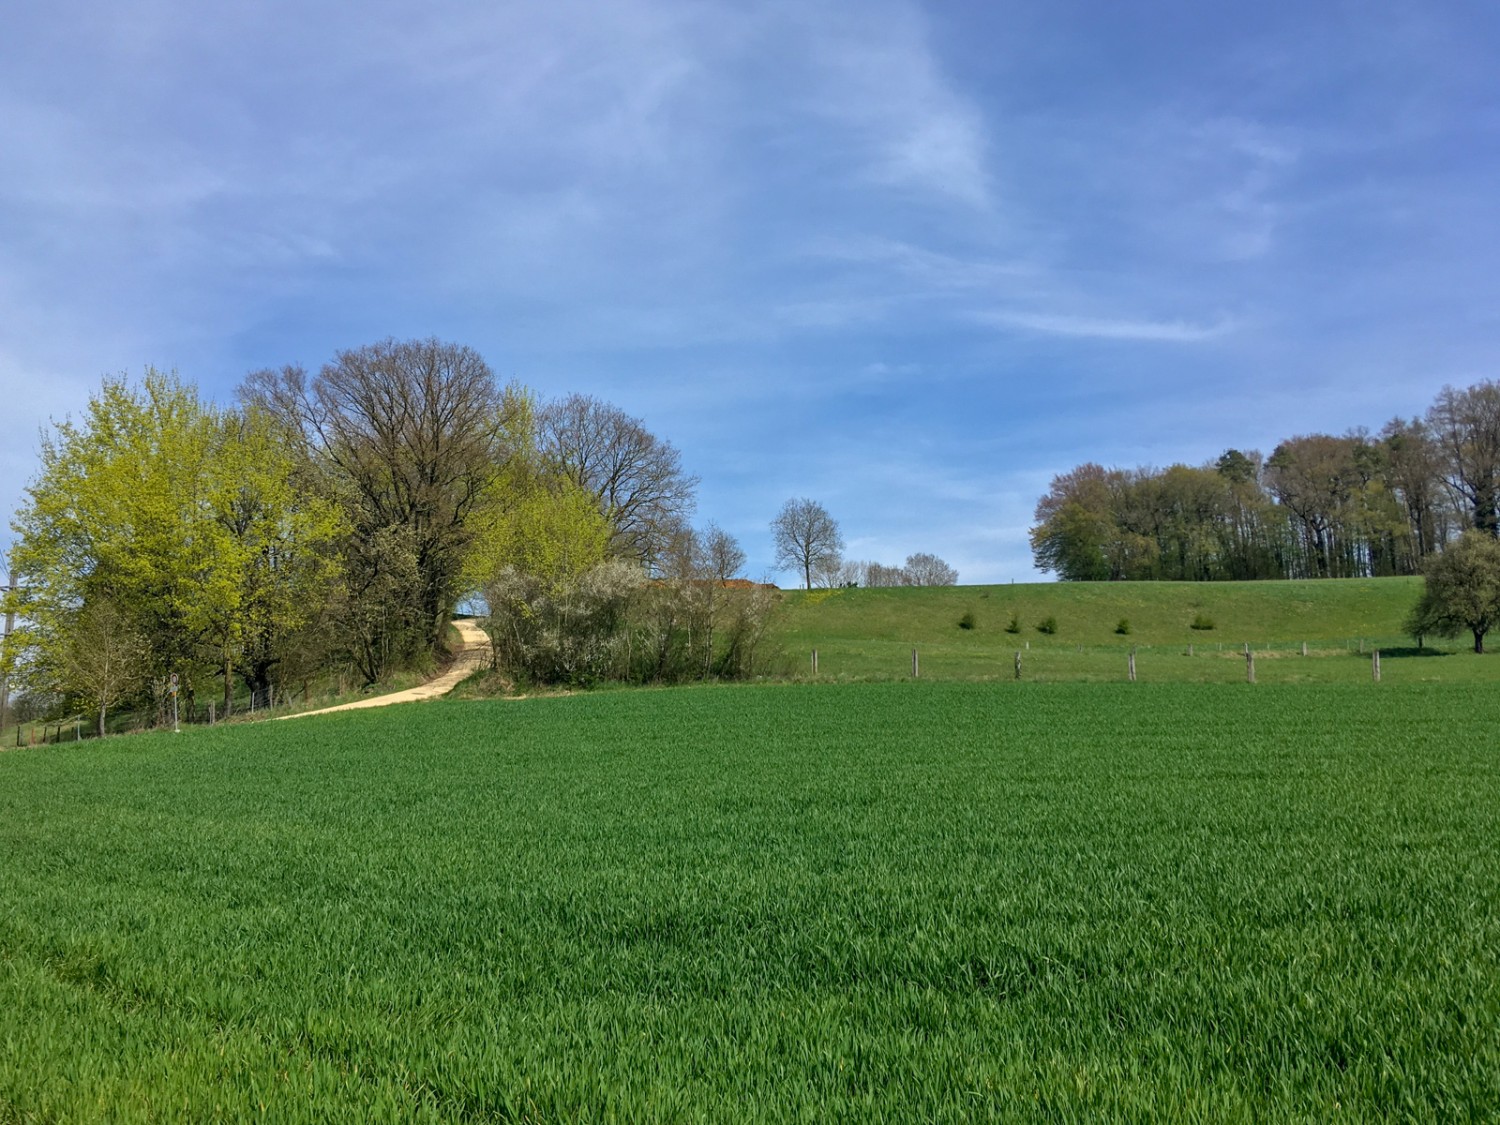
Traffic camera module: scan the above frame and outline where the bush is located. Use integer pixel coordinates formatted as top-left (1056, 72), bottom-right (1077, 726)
top-left (1115, 618), bottom-right (1131, 635)
top-left (1037, 615), bottom-right (1058, 635)
top-left (957, 611), bottom-right (976, 631)
top-left (1004, 611), bottom-right (1022, 634)
top-left (1190, 613), bottom-right (1216, 631)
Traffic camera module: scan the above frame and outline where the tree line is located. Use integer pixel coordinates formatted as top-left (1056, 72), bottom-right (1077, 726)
top-left (2, 339), bottom-right (790, 733)
top-left (1030, 381), bottom-right (1500, 582)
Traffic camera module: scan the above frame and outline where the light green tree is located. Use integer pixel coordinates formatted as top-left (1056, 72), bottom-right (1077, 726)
top-left (1407, 530), bottom-right (1500, 653)
top-left (10, 371), bottom-right (344, 722)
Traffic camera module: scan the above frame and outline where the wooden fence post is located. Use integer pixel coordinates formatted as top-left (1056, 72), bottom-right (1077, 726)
top-left (911, 648), bottom-right (919, 679)
top-left (1014, 651), bottom-right (1022, 680)
top-left (811, 649), bottom-right (818, 675)
top-left (1373, 650), bottom-right (1381, 683)
top-left (1128, 648), bottom-right (1137, 682)
top-left (1246, 650), bottom-right (1256, 684)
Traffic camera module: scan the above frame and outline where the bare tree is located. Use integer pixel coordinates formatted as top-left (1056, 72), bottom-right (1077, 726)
top-left (703, 523), bottom-right (746, 583)
top-left (61, 597), bottom-right (146, 737)
top-left (1428, 382), bottom-right (1500, 537)
top-left (772, 498), bottom-right (844, 590)
top-left (904, 552), bottom-right (959, 586)
top-left (241, 339), bottom-right (526, 666)
top-left (863, 561), bottom-right (908, 587)
top-left (538, 394), bottom-right (699, 568)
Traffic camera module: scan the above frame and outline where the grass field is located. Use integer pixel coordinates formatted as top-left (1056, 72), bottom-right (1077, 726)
top-left (3, 682), bottom-right (1497, 1121)
top-left (770, 577), bottom-right (1500, 684)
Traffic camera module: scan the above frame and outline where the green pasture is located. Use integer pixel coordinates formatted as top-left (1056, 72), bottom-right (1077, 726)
top-left (2, 682), bottom-right (1497, 1121)
top-left (770, 577), bottom-right (1500, 683)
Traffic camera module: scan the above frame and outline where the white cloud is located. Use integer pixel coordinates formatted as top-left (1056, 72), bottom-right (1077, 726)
top-left (977, 309), bottom-right (1237, 343)
top-left (796, 1), bottom-right (993, 211)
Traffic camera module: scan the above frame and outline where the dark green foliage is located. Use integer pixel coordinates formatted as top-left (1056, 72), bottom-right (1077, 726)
top-left (957, 611), bottom-right (976, 631)
top-left (1190, 613), bottom-right (1216, 630)
top-left (1037, 615), bottom-right (1058, 634)
top-left (1, 684), bottom-right (1498, 1120)
top-left (1004, 609), bottom-right (1022, 634)
top-left (1115, 618), bottom-right (1131, 635)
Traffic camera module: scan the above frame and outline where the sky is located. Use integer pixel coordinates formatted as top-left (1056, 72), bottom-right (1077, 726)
top-left (3, 0), bottom-right (1498, 585)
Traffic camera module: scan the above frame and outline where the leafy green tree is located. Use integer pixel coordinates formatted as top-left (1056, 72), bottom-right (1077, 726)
top-left (1407, 531), bottom-right (1500, 653)
top-left (206, 408), bottom-right (345, 713)
top-left (11, 371), bottom-right (345, 719)
top-left (11, 371), bottom-right (226, 714)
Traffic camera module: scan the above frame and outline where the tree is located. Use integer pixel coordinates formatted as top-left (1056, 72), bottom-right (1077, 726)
top-left (206, 407), bottom-right (345, 713)
top-left (1408, 531), bottom-right (1500, 653)
top-left (59, 597), bottom-right (146, 737)
top-left (537, 394), bottom-right (698, 569)
top-left (1380, 417), bottom-right (1450, 567)
top-left (12, 371), bottom-right (231, 718)
top-left (702, 524), bottom-right (746, 584)
top-left (11, 371), bottom-right (347, 718)
top-left (241, 339), bottom-right (529, 671)
top-left (1428, 382), bottom-right (1500, 537)
top-left (904, 552), bottom-right (958, 586)
top-left (772, 499), bottom-right (844, 590)
top-left (1265, 435), bottom-right (1365, 578)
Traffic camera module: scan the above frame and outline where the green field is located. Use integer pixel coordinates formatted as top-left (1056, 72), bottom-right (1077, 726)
top-left (771, 578), bottom-right (1500, 684)
top-left (3, 683), bottom-right (1497, 1121)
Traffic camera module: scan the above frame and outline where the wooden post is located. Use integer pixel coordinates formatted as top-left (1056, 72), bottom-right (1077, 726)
top-left (1246, 650), bottom-right (1256, 684)
top-left (911, 648), bottom-right (919, 679)
top-left (1187, 643), bottom-right (1194, 657)
top-left (811, 649), bottom-right (818, 675)
top-left (1373, 650), bottom-right (1381, 683)
top-left (209, 701), bottom-right (215, 725)
top-left (1243, 642), bottom-right (1250, 656)
top-left (1128, 648), bottom-right (1136, 682)
top-left (1014, 651), bottom-right (1022, 680)
top-left (1301, 641), bottom-right (1308, 657)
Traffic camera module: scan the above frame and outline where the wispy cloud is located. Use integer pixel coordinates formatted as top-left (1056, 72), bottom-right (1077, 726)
top-left (977, 310), bottom-right (1237, 343)
top-left (796, 2), bottom-right (993, 211)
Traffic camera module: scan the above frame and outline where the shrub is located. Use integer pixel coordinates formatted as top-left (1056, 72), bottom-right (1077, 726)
top-left (1037, 615), bottom-right (1058, 635)
top-left (1004, 611), bottom-right (1021, 634)
top-left (958, 611), bottom-right (976, 631)
top-left (1115, 618), bottom-right (1131, 635)
top-left (1190, 613), bottom-right (1216, 631)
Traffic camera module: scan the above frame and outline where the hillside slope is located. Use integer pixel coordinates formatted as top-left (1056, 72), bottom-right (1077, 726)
top-left (768, 577), bottom-right (1493, 683)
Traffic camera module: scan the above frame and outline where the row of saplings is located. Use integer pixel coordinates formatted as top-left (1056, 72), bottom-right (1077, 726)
top-left (479, 560), bottom-right (781, 687)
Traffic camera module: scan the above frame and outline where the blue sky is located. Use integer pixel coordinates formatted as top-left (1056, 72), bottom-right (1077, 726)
top-left (3, 0), bottom-right (1498, 584)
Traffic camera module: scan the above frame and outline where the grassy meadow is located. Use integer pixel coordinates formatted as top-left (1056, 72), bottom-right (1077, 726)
top-left (770, 577), bottom-right (1500, 684)
top-left (3, 682), bottom-right (1498, 1121)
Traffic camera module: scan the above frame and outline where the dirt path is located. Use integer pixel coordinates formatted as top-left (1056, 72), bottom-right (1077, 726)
top-left (279, 619), bottom-right (492, 720)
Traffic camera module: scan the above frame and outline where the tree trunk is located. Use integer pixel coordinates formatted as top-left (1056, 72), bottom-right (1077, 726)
top-left (96, 703), bottom-right (106, 739)
top-left (1475, 630), bottom-right (1486, 655)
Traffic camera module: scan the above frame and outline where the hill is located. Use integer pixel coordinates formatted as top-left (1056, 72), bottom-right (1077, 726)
top-left (768, 577), bottom-right (1496, 683)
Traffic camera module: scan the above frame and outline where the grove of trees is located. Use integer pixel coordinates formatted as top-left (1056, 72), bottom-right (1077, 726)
top-left (2, 340), bottom-right (792, 729)
top-left (1030, 381), bottom-right (1500, 582)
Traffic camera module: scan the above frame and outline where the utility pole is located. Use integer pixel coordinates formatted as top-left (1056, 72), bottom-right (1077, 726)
top-left (1, 567), bottom-right (16, 736)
